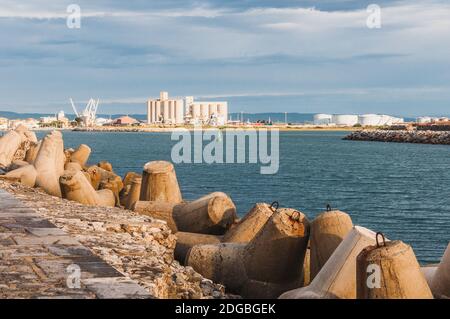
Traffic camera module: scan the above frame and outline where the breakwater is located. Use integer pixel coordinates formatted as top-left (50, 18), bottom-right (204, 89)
top-left (344, 130), bottom-right (450, 145)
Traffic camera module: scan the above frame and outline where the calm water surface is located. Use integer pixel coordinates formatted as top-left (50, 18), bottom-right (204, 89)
top-left (36, 131), bottom-right (450, 264)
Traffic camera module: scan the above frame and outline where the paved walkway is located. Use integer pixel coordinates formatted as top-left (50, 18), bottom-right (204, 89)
top-left (0, 189), bottom-right (151, 299)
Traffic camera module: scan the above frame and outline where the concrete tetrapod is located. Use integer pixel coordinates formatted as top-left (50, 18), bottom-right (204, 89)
top-left (2, 164), bottom-right (37, 187)
top-left (98, 161), bottom-right (113, 172)
top-left (133, 200), bottom-right (178, 231)
top-left (173, 192), bottom-right (237, 235)
top-left (25, 141), bottom-right (41, 164)
top-left (60, 170), bottom-right (115, 207)
top-left (186, 208), bottom-right (310, 298)
top-left (0, 130), bottom-right (22, 169)
top-left (310, 210), bottom-right (353, 280)
top-left (174, 202), bottom-right (276, 263)
top-left (356, 236), bottom-right (433, 299)
top-left (122, 176), bottom-right (142, 210)
top-left (70, 144), bottom-right (91, 167)
top-left (33, 131), bottom-right (65, 197)
top-left (430, 243), bottom-right (450, 298)
top-left (279, 226), bottom-right (379, 299)
top-left (134, 192), bottom-right (236, 235)
top-left (139, 161), bottom-right (182, 204)
top-left (86, 165), bottom-right (123, 194)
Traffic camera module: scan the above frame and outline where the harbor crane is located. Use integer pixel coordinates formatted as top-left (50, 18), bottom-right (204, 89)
top-left (70, 98), bottom-right (99, 127)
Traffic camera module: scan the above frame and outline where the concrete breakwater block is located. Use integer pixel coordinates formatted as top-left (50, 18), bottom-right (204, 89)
top-left (279, 226), bottom-right (379, 299)
top-left (173, 192), bottom-right (237, 235)
top-left (430, 243), bottom-right (450, 298)
top-left (2, 164), bottom-right (37, 187)
top-left (356, 236), bottom-right (433, 299)
top-left (60, 170), bottom-right (115, 207)
top-left (134, 192), bottom-right (236, 235)
top-left (310, 209), bottom-right (353, 280)
top-left (186, 208), bottom-right (310, 298)
top-left (0, 130), bottom-right (22, 168)
top-left (70, 144), bottom-right (91, 167)
top-left (140, 161), bottom-right (182, 204)
top-left (122, 176), bottom-right (142, 209)
top-left (34, 131), bottom-right (65, 197)
top-left (174, 202), bottom-right (276, 263)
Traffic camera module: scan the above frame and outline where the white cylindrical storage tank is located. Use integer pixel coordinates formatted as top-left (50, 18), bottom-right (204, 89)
top-left (200, 104), bottom-right (209, 121)
top-left (417, 117), bottom-right (432, 124)
top-left (209, 104), bottom-right (218, 116)
top-left (192, 103), bottom-right (201, 120)
top-left (332, 114), bottom-right (358, 126)
top-left (156, 101), bottom-right (161, 122)
top-left (169, 101), bottom-right (175, 124)
top-left (162, 101), bottom-right (169, 123)
top-left (358, 114), bottom-right (383, 126)
top-left (175, 100), bottom-right (184, 124)
top-left (217, 103), bottom-right (228, 123)
top-left (313, 114), bottom-right (332, 125)
top-left (147, 101), bottom-right (151, 124)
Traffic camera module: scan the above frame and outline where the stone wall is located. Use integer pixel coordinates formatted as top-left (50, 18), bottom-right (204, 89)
top-left (0, 179), bottom-right (229, 299)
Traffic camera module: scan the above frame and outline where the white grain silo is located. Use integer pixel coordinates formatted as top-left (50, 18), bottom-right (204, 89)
top-left (332, 114), bottom-right (359, 126)
top-left (200, 104), bottom-right (209, 120)
top-left (313, 114), bottom-right (332, 125)
top-left (174, 100), bottom-right (184, 124)
top-left (155, 101), bottom-right (162, 122)
top-left (192, 103), bottom-right (201, 120)
top-left (217, 103), bottom-right (228, 123)
top-left (209, 103), bottom-right (218, 116)
top-left (162, 101), bottom-right (169, 123)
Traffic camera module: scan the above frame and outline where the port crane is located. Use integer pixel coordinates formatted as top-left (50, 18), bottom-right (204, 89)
top-left (70, 98), bottom-right (99, 127)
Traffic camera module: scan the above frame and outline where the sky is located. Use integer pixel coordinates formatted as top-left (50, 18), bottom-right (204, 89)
top-left (0, 0), bottom-right (449, 116)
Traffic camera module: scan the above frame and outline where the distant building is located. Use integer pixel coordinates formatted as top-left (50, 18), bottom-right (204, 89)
top-left (112, 115), bottom-right (139, 126)
top-left (185, 96), bottom-right (228, 125)
top-left (9, 118), bottom-right (39, 130)
top-left (147, 92), bottom-right (184, 124)
top-left (0, 117), bottom-right (8, 130)
top-left (313, 113), bottom-right (404, 126)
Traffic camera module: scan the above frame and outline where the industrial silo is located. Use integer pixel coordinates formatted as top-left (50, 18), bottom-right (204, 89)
top-left (175, 100), bottom-right (184, 124)
top-left (217, 103), bottom-right (228, 123)
top-left (209, 103), bottom-right (218, 116)
top-left (332, 114), bottom-right (358, 126)
top-left (313, 114), bottom-right (332, 125)
top-left (200, 104), bottom-right (209, 120)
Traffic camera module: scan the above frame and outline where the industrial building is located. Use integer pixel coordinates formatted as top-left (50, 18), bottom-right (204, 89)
top-left (185, 96), bottom-right (228, 125)
top-left (146, 92), bottom-right (228, 126)
top-left (314, 113), bottom-right (404, 126)
top-left (147, 92), bottom-right (184, 125)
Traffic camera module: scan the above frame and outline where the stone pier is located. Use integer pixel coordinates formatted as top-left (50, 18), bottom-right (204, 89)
top-left (0, 189), bottom-right (151, 298)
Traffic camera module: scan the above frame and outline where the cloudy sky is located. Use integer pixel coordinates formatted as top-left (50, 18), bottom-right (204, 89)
top-left (0, 0), bottom-right (449, 116)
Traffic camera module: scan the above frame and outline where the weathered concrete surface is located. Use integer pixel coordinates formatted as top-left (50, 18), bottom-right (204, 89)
top-left (0, 189), bottom-right (149, 299)
top-left (0, 180), bottom-right (228, 299)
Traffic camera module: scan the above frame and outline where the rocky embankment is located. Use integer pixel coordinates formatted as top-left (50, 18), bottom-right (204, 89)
top-left (344, 130), bottom-right (450, 145)
top-left (0, 179), bottom-right (227, 299)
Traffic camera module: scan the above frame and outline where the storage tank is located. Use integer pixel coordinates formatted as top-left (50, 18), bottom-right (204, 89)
top-left (217, 103), bottom-right (228, 122)
top-left (209, 104), bottom-right (218, 116)
top-left (175, 100), bottom-right (184, 124)
top-left (358, 114), bottom-right (383, 126)
top-left (162, 101), bottom-right (169, 123)
top-left (313, 114), bottom-right (332, 125)
top-left (200, 104), bottom-right (209, 119)
top-left (331, 114), bottom-right (358, 126)
top-left (191, 103), bottom-right (201, 120)
top-left (417, 117), bottom-right (432, 124)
